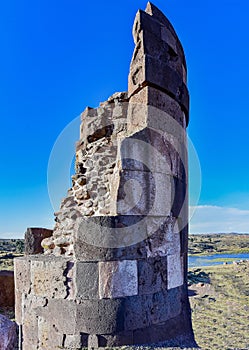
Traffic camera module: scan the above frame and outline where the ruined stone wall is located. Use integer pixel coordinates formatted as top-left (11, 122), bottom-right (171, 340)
top-left (15, 3), bottom-right (196, 348)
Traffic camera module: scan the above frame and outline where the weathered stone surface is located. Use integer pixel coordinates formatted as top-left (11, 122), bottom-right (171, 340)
top-left (22, 299), bottom-right (39, 349)
top-left (0, 271), bottom-right (14, 307)
top-left (0, 315), bottom-right (17, 350)
top-left (76, 298), bottom-right (125, 334)
top-left (75, 215), bottom-right (148, 260)
top-left (124, 286), bottom-right (182, 331)
top-left (138, 256), bottom-right (167, 295)
top-left (14, 291), bottom-right (22, 325)
top-left (75, 262), bottom-right (99, 300)
top-left (14, 257), bottom-right (31, 294)
top-left (75, 215), bottom-right (184, 261)
top-left (129, 4), bottom-right (189, 120)
top-left (129, 56), bottom-right (189, 116)
top-left (119, 127), bottom-right (174, 175)
top-left (117, 171), bottom-right (173, 217)
top-left (88, 334), bottom-right (99, 348)
top-left (37, 316), bottom-right (64, 349)
top-left (99, 260), bottom-right (138, 299)
top-left (64, 334), bottom-right (83, 349)
top-left (14, 257), bottom-right (31, 325)
top-left (38, 299), bottom-right (77, 334)
top-left (128, 86), bottom-right (187, 128)
top-left (180, 224), bottom-right (189, 255)
top-left (167, 253), bottom-right (184, 289)
top-left (133, 312), bottom-right (194, 347)
top-left (145, 2), bottom-right (187, 69)
top-left (30, 256), bottom-right (72, 299)
top-left (172, 177), bottom-right (188, 218)
top-left (25, 227), bottom-right (53, 255)
top-left (98, 331), bottom-right (133, 347)
top-left (145, 216), bottom-right (178, 258)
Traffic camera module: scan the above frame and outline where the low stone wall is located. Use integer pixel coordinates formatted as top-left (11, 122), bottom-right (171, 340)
top-left (0, 271), bottom-right (14, 308)
top-left (25, 228), bottom-right (53, 255)
top-left (14, 254), bottom-right (194, 349)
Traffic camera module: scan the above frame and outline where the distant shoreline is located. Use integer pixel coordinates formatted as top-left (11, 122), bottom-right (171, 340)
top-left (188, 233), bottom-right (249, 256)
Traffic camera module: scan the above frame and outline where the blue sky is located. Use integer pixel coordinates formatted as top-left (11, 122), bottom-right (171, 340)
top-left (0, 0), bottom-right (248, 237)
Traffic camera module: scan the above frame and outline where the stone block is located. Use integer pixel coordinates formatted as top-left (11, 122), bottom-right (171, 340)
top-left (116, 170), bottom-right (155, 216)
top-left (14, 256), bottom-right (31, 294)
top-left (38, 299), bottom-right (77, 335)
top-left (99, 260), bottom-right (138, 299)
top-left (127, 102), bottom-right (188, 145)
top-left (30, 256), bottom-right (72, 299)
top-left (37, 316), bottom-right (64, 349)
top-left (76, 298), bottom-right (125, 334)
top-left (88, 334), bottom-right (99, 348)
top-left (166, 223), bottom-right (181, 256)
top-left (119, 128), bottom-right (172, 175)
top-left (22, 301), bottom-right (39, 349)
top-left (172, 177), bottom-right (188, 218)
top-left (64, 334), bottom-right (83, 349)
top-left (132, 10), bottom-right (162, 45)
top-left (161, 25), bottom-right (177, 54)
top-left (25, 227), bottom-right (53, 255)
top-left (145, 216), bottom-right (180, 258)
top-left (124, 294), bottom-right (150, 330)
top-left (133, 311), bottom-right (193, 346)
top-left (75, 262), bottom-right (99, 300)
top-left (128, 55), bottom-right (189, 116)
top-left (75, 215), bottom-right (148, 260)
top-left (130, 86), bottom-right (187, 127)
top-left (138, 256), bottom-right (167, 295)
top-left (14, 290), bottom-right (22, 325)
top-left (98, 331), bottom-right (133, 347)
top-left (180, 224), bottom-right (188, 255)
top-left (142, 30), bottom-right (182, 76)
top-left (124, 286), bottom-right (182, 331)
top-left (117, 170), bottom-right (172, 216)
top-left (167, 253), bottom-right (184, 289)
top-left (145, 2), bottom-right (177, 34)
top-left (22, 292), bottom-right (48, 340)
top-left (0, 270), bottom-right (14, 307)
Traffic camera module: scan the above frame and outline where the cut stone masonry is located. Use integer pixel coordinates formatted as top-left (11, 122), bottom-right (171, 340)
top-left (15, 2), bottom-right (196, 348)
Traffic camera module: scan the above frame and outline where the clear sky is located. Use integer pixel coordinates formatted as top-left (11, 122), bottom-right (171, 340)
top-left (0, 0), bottom-right (249, 238)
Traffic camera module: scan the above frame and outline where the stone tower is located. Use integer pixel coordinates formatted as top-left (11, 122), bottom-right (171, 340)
top-left (15, 3), bottom-right (196, 348)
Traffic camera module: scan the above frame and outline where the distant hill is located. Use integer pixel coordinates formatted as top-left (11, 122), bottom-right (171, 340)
top-left (191, 232), bottom-right (249, 235)
top-left (189, 233), bottom-right (249, 255)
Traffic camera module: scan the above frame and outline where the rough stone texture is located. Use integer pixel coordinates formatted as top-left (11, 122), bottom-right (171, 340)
top-left (25, 227), bottom-right (53, 255)
top-left (167, 253), bottom-right (184, 289)
top-left (0, 314), bottom-right (17, 350)
top-left (0, 271), bottom-right (14, 307)
top-left (138, 256), bottom-right (167, 295)
top-left (75, 262), bottom-right (99, 300)
top-left (64, 334), bottom-right (83, 349)
top-left (15, 2), bottom-right (196, 348)
top-left (99, 260), bottom-right (138, 298)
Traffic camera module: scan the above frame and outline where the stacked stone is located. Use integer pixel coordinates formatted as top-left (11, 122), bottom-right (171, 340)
top-left (41, 92), bottom-right (129, 256)
top-left (14, 2), bottom-right (196, 349)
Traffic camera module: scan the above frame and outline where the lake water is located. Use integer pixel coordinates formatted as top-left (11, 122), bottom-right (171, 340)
top-left (188, 253), bottom-right (249, 268)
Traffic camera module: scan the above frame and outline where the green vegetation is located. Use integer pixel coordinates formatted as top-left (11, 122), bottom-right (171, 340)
top-left (189, 262), bottom-right (249, 349)
top-left (0, 239), bottom-right (24, 271)
top-left (189, 233), bottom-right (249, 255)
